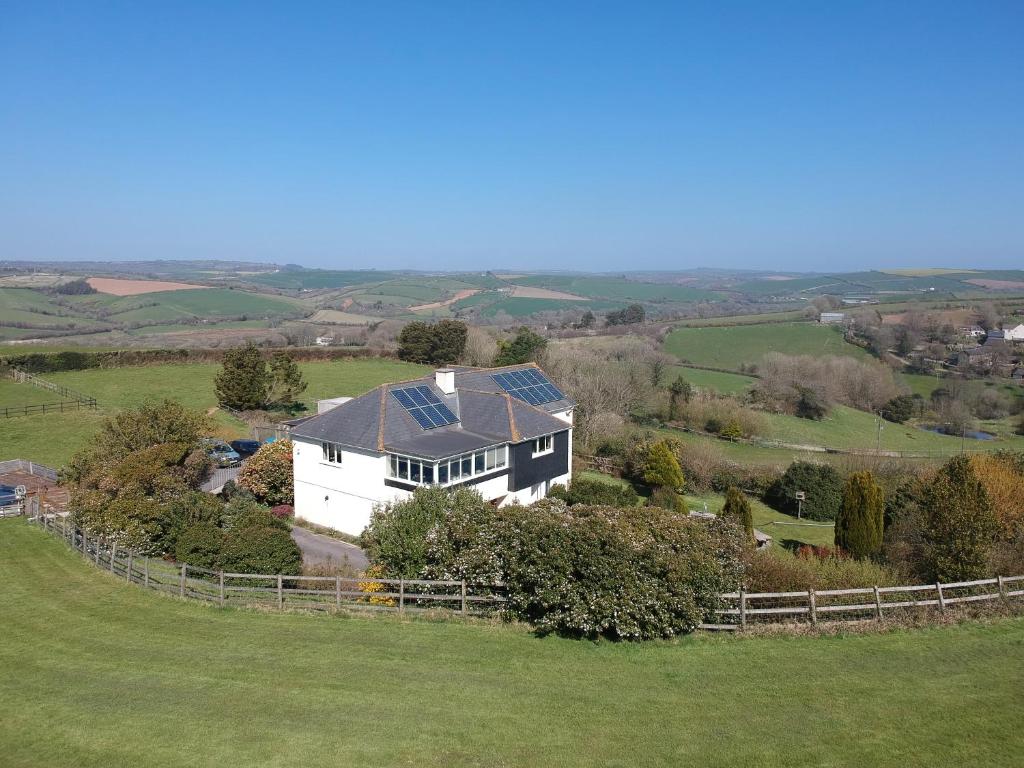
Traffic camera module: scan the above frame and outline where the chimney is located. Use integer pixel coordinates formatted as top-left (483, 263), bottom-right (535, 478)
top-left (435, 368), bottom-right (456, 395)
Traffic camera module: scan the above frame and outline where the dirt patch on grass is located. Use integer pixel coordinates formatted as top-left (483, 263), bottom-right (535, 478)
top-left (410, 289), bottom-right (480, 311)
top-left (965, 278), bottom-right (1024, 290)
top-left (87, 277), bottom-right (206, 295)
top-left (509, 285), bottom-right (587, 301)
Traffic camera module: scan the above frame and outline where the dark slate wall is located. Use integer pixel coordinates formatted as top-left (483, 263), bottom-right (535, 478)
top-left (509, 430), bottom-right (570, 492)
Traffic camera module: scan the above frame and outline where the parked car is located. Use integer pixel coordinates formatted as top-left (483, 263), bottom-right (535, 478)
top-left (230, 439), bottom-right (262, 459)
top-left (202, 439), bottom-right (241, 468)
top-left (0, 484), bottom-right (25, 508)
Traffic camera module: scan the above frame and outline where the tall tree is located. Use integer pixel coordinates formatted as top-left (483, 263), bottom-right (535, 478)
top-left (923, 456), bottom-right (998, 581)
top-left (721, 486), bottom-right (754, 542)
top-left (668, 375), bottom-right (693, 420)
top-left (643, 439), bottom-right (684, 492)
top-left (432, 319), bottom-right (468, 364)
top-left (396, 321), bottom-right (436, 364)
top-left (215, 344), bottom-right (270, 410)
top-left (835, 471), bottom-right (885, 559)
top-left (267, 352), bottom-right (307, 408)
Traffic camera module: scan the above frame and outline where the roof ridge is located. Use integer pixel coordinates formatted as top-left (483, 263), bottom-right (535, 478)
top-left (376, 386), bottom-right (387, 451)
top-left (455, 362), bottom-right (540, 373)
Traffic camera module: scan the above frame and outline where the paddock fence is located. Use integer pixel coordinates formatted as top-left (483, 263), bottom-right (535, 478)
top-left (4, 367), bottom-right (98, 417)
top-left (699, 577), bottom-right (1024, 631)
top-left (28, 514), bottom-right (506, 616)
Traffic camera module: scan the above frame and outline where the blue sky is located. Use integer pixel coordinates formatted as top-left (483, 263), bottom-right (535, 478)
top-left (1, 1), bottom-right (1021, 272)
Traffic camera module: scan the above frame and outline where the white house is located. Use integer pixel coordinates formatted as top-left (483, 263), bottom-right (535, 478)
top-left (1004, 324), bottom-right (1024, 342)
top-left (290, 364), bottom-right (574, 535)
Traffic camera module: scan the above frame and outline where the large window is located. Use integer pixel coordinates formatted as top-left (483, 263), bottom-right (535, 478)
top-left (531, 434), bottom-right (553, 457)
top-left (322, 442), bottom-right (343, 464)
top-left (387, 445), bottom-right (507, 487)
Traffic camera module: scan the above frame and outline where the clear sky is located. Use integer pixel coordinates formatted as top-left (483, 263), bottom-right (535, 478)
top-left (2, 1), bottom-right (1022, 272)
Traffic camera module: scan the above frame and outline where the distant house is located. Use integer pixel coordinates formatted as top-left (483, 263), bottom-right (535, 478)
top-left (1004, 324), bottom-right (1024, 342)
top-left (290, 364), bottom-right (574, 535)
top-left (957, 325), bottom-right (985, 338)
top-left (819, 312), bottom-right (846, 325)
top-left (957, 345), bottom-right (994, 368)
top-left (314, 336), bottom-right (334, 346)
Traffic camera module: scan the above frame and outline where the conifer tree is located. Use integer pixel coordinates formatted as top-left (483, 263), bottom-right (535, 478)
top-left (835, 471), bottom-right (885, 559)
top-left (214, 344), bottom-right (270, 410)
top-left (643, 440), bottom-right (684, 492)
top-left (722, 486), bottom-right (754, 542)
top-left (923, 456), bottom-right (998, 581)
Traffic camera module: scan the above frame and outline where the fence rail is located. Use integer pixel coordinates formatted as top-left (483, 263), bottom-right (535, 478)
top-left (28, 514), bottom-right (506, 616)
top-left (0, 459), bottom-right (59, 482)
top-left (2, 400), bottom-right (98, 418)
top-left (700, 576), bottom-right (1024, 630)
top-left (6, 367), bottom-right (98, 410)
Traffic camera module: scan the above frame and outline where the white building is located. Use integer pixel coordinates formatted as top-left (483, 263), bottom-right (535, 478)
top-left (1004, 324), bottom-right (1024, 342)
top-left (290, 364), bottom-right (574, 535)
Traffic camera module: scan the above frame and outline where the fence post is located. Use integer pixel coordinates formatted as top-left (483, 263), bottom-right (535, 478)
top-left (808, 590), bottom-right (818, 625)
top-left (873, 586), bottom-right (883, 619)
top-left (127, 551), bottom-right (133, 582)
top-left (180, 564), bottom-right (187, 597)
top-left (739, 589), bottom-right (747, 630)
top-left (997, 575), bottom-right (1006, 600)
top-left (461, 580), bottom-right (467, 615)
top-left (219, 571), bottom-right (225, 607)
top-left (94, 536), bottom-right (101, 565)
top-left (277, 574), bottom-right (283, 610)
top-left (144, 557), bottom-right (150, 589)
top-left (936, 582), bottom-right (945, 612)
top-left (335, 575), bottom-right (341, 608)
top-left (399, 579), bottom-right (405, 613)
top-left (110, 542), bottom-right (118, 572)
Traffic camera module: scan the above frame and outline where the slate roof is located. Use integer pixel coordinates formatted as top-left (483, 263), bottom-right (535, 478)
top-left (289, 364), bottom-right (574, 459)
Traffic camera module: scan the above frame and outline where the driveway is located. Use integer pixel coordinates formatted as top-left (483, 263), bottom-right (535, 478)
top-left (290, 525), bottom-right (369, 573)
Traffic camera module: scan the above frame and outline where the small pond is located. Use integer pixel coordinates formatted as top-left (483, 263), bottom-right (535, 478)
top-left (917, 425), bottom-right (996, 441)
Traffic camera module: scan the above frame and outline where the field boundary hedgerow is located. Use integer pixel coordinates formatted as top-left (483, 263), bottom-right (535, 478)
top-left (27, 513), bottom-right (1024, 635)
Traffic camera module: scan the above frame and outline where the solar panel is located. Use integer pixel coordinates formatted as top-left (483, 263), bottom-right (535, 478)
top-left (491, 369), bottom-right (565, 406)
top-left (391, 385), bottom-right (459, 429)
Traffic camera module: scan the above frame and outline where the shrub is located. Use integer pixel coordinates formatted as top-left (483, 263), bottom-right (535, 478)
top-left (237, 440), bottom-right (294, 506)
top-left (174, 523), bottom-right (224, 570)
top-left (363, 486), bottom-right (487, 578)
top-left (226, 498), bottom-right (290, 532)
top-left (969, 453), bottom-right (1024, 537)
top-left (744, 549), bottom-right (900, 593)
top-left (426, 500), bottom-right (745, 640)
top-left (643, 439), bottom-right (684, 491)
top-left (269, 504), bottom-right (295, 519)
top-left (721, 486), bottom-right (753, 542)
top-left (220, 526), bottom-right (301, 575)
top-left (922, 456), bottom-right (998, 582)
top-left (397, 320), bottom-right (468, 365)
top-left (548, 477), bottom-right (639, 508)
top-left (764, 461), bottom-right (843, 521)
top-left (493, 327), bottom-right (547, 366)
top-left (648, 486), bottom-right (685, 513)
top-left (881, 394), bottom-right (915, 424)
top-left (835, 471), bottom-right (884, 559)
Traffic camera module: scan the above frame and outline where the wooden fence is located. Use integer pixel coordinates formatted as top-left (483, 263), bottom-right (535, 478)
top-left (2, 400), bottom-right (98, 418)
top-left (9, 367), bottom-right (98, 406)
top-left (700, 577), bottom-right (1024, 631)
top-left (28, 514), bottom-right (506, 616)
top-left (0, 459), bottom-right (59, 482)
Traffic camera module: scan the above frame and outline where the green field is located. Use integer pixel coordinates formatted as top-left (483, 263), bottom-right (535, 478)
top-left (3, 519), bottom-right (1023, 767)
top-left (669, 366), bottom-right (756, 395)
top-left (247, 269), bottom-right (401, 290)
top-left (0, 358), bottom-right (429, 467)
top-left (664, 322), bottom-right (870, 370)
top-left (104, 288), bottom-right (305, 320)
top-left (0, 379), bottom-right (67, 407)
top-left (479, 297), bottom-right (624, 317)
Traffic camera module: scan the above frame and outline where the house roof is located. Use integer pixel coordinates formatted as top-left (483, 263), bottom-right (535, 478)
top-left (289, 363), bottom-right (573, 459)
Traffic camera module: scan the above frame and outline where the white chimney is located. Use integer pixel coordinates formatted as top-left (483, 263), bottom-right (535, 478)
top-left (435, 368), bottom-right (456, 395)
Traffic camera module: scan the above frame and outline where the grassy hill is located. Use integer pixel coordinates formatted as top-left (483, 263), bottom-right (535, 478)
top-left (664, 322), bottom-right (870, 370)
top-left (3, 518), bottom-right (1023, 767)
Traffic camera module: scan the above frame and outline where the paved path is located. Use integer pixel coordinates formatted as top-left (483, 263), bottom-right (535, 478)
top-left (290, 525), bottom-right (369, 572)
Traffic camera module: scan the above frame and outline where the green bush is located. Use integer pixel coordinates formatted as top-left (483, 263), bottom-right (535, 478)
top-left (237, 440), bottom-right (294, 506)
top-left (225, 497), bottom-right (289, 532)
top-left (881, 394), bottom-right (915, 424)
top-left (922, 456), bottom-right (998, 582)
top-left (744, 549), bottom-right (900, 592)
top-left (721, 486), bottom-right (753, 542)
top-left (764, 461), bottom-right (843, 521)
top-left (548, 477), bottom-right (639, 508)
top-left (835, 471), bottom-right (884, 559)
top-left (221, 526), bottom-right (301, 575)
top-left (174, 523), bottom-right (224, 570)
top-left (431, 501), bottom-right (744, 640)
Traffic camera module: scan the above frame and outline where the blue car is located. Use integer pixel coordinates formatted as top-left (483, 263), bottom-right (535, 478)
top-left (202, 439), bottom-right (242, 468)
top-left (0, 484), bottom-right (23, 507)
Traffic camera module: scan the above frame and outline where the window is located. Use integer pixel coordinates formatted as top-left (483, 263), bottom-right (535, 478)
top-left (386, 445), bottom-right (508, 487)
top-left (532, 434), bottom-right (553, 456)
top-left (322, 442), bottom-right (343, 464)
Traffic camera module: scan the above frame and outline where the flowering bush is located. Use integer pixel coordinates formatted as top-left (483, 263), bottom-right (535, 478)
top-left (269, 504), bottom-right (294, 519)
top-left (237, 440), bottom-right (293, 506)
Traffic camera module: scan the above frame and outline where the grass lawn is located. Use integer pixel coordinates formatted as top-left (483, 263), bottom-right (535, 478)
top-left (669, 365), bottom-right (755, 395)
top-left (683, 490), bottom-right (836, 549)
top-left (0, 379), bottom-right (70, 407)
top-left (0, 358), bottom-right (429, 468)
top-left (664, 322), bottom-right (870, 370)
top-left (3, 519), bottom-right (1023, 767)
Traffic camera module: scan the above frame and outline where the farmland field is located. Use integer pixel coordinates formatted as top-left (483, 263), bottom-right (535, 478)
top-left (0, 379), bottom-right (66, 407)
top-left (669, 366), bottom-right (756, 395)
top-left (3, 519), bottom-right (1023, 768)
top-left (0, 358), bottom-right (429, 467)
top-left (664, 323), bottom-right (870, 370)
top-left (513, 274), bottom-right (722, 302)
